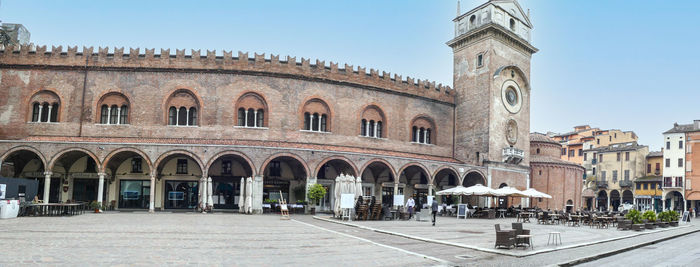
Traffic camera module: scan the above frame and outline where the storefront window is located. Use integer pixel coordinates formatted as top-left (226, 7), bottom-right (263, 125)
top-left (210, 177), bottom-right (239, 209)
top-left (164, 181), bottom-right (199, 209)
top-left (119, 180), bottom-right (150, 209)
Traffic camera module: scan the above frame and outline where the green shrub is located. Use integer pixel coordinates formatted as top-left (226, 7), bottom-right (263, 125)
top-left (642, 210), bottom-right (657, 222)
top-left (307, 183), bottom-right (327, 206)
top-left (625, 209), bottom-right (643, 224)
top-left (89, 201), bottom-right (101, 210)
top-left (668, 210), bottom-right (680, 221)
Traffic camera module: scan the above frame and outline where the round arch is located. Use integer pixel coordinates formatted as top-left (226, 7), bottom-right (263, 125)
top-left (94, 91), bottom-right (132, 123)
top-left (258, 152), bottom-right (310, 178)
top-left (431, 165), bottom-right (459, 184)
top-left (397, 162), bottom-right (431, 181)
top-left (101, 147), bottom-right (153, 173)
top-left (153, 150), bottom-right (205, 176)
top-left (48, 147), bottom-right (101, 172)
top-left (1, 145), bottom-right (48, 169)
top-left (298, 95), bottom-right (335, 132)
top-left (493, 65), bottom-right (531, 89)
top-left (205, 150), bottom-right (256, 177)
top-left (314, 156), bottom-right (359, 178)
top-left (462, 170), bottom-right (486, 186)
top-left (161, 87), bottom-right (204, 126)
top-left (359, 158), bottom-right (397, 181)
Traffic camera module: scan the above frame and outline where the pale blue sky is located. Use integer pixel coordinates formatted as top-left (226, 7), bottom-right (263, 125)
top-left (2, 0), bottom-right (698, 149)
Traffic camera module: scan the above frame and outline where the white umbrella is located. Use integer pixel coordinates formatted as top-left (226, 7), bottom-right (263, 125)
top-left (245, 177), bottom-right (253, 214)
top-left (436, 186), bottom-right (469, 196)
top-left (493, 186), bottom-right (528, 197)
top-left (239, 177), bottom-right (245, 213)
top-left (355, 176), bottom-right (363, 200)
top-left (207, 177), bottom-right (214, 210)
top-left (522, 188), bottom-right (552, 199)
top-left (334, 176), bottom-right (342, 216)
top-left (463, 184), bottom-right (504, 197)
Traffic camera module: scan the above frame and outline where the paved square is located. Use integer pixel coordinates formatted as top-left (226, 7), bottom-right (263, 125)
top-left (0, 213), bottom-right (438, 266)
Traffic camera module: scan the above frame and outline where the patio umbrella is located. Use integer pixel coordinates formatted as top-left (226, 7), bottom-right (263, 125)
top-left (245, 177), bottom-right (253, 214)
top-left (239, 177), bottom-right (245, 213)
top-left (523, 188), bottom-right (552, 199)
top-left (493, 186), bottom-right (528, 197)
top-left (334, 176), bottom-right (342, 217)
top-left (436, 186), bottom-right (470, 196)
top-left (207, 177), bottom-right (214, 210)
top-left (462, 184), bottom-right (504, 197)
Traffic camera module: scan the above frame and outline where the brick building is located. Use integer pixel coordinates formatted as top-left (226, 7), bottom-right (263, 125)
top-left (529, 133), bottom-right (584, 211)
top-left (0, 0), bottom-right (537, 213)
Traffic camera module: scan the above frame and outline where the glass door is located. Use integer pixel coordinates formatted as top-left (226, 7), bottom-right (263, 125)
top-left (164, 181), bottom-right (199, 209)
top-left (73, 179), bottom-right (98, 203)
top-left (119, 180), bottom-right (150, 209)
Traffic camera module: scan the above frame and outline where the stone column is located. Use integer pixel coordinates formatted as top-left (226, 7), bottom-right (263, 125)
top-left (253, 110), bottom-right (258, 127)
top-left (175, 109), bottom-right (179, 125)
top-left (107, 106), bottom-right (111, 124)
top-left (37, 105), bottom-right (43, 122)
top-left (116, 107), bottom-right (121, 124)
top-left (486, 168), bottom-right (492, 208)
top-left (373, 121), bottom-right (378, 138)
top-left (97, 172), bottom-right (105, 206)
top-left (200, 176), bottom-right (207, 212)
top-left (43, 172), bottom-right (52, 203)
top-left (317, 114), bottom-right (322, 131)
top-left (393, 182), bottom-right (399, 207)
top-left (421, 129), bottom-right (426, 143)
top-left (47, 105), bottom-right (53, 122)
top-left (244, 110), bottom-right (249, 127)
top-left (365, 120), bottom-right (370, 136)
top-left (186, 109), bottom-right (190, 125)
top-left (525, 173), bottom-right (531, 208)
top-left (607, 191), bottom-right (611, 211)
top-left (149, 173), bottom-right (156, 213)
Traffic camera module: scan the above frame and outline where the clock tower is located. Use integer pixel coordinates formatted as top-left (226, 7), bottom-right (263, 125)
top-left (448, 0), bottom-right (538, 190)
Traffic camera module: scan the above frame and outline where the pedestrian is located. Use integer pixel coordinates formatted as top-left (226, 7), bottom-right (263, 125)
top-left (406, 197), bottom-right (415, 220)
top-left (431, 199), bottom-right (439, 226)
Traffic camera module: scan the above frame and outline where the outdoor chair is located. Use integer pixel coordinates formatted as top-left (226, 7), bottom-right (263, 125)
top-left (515, 229), bottom-right (531, 248)
top-left (512, 222), bottom-right (530, 236)
top-left (538, 212), bottom-right (549, 224)
top-left (495, 224), bottom-right (516, 249)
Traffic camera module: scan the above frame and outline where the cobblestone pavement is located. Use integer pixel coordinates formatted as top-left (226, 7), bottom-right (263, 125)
top-left (1, 213), bottom-right (697, 267)
top-left (0, 212), bottom-right (439, 266)
top-left (579, 231), bottom-right (700, 267)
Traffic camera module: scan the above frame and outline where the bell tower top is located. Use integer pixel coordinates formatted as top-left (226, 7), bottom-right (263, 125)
top-left (449, 0), bottom-right (536, 53)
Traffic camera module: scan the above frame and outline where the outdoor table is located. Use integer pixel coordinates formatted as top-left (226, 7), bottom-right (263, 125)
top-left (549, 214), bottom-right (560, 224)
top-left (498, 209), bottom-right (507, 218)
top-left (518, 212), bottom-right (532, 223)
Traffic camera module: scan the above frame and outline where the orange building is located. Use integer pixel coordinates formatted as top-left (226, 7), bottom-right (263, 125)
top-left (687, 127), bottom-right (700, 213)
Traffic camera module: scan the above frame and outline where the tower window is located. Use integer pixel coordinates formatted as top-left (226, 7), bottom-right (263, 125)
top-left (477, 54), bottom-right (483, 68)
top-left (509, 18), bottom-right (515, 31)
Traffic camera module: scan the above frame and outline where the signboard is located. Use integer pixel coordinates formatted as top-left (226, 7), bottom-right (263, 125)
top-left (340, 194), bottom-right (355, 209)
top-left (427, 196), bottom-right (434, 206)
top-left (682, 211), bottom-right (690, 223)
top-left (123, 191), bottom-right (139, 200)
top-left (0, 184), bottom-right (5, 199)
top-left (457, 204), bottom-right (467, 219)
top-left (393, 195), bottom-right (404, 206)
top-left (280, 204), bottom-right (288, 212)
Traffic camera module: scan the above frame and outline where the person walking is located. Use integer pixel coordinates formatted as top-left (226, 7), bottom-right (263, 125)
top-left (431, 199), bottom-right (439, 226)
top-left (406, 197), bottom-right (415, 220)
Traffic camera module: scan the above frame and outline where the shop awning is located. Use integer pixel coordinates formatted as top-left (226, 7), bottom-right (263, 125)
top-left (687, 191), bottom-right (700, 200)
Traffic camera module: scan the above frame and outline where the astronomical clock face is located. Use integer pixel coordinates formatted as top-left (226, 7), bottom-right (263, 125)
top-left (506, 119), bottom-right (518, 145)
top-left (501, 80), bottom-right (522, 114)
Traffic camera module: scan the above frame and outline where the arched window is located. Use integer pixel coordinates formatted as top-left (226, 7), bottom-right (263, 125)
top-left (188, 107), bottom-right (197, 126)
top-left (100, 105), bottom-right (109, 124)
top-left (165, 89), bottom-right (200, 126)
top-left (301, 98), bottom-right (331, 132)
top-left (536, 148), bottom-right (540, 154)
top-left (410, 116), bottom-right (435, 145)
top-left (235, 92), bottom-right (268, 128)
top-left (256, 109), bottom-right (264, 128)
top-left (109, 105), bottom-right (119, 124)
top-left (32, 103), bottom-right (40, 122)
top-left (29, 90), bottom-right (60, 123)
top-left (120, 105), bottom-right (129, 124)
top-left (304, 112), bottom-right (311, 130)
top-left (361, 119), bottom-right (367, 136)
top-left (97, 92), bottom-right (130, 125)
top-left (360, 105), bottom-right (385, 138)
top-left (509, 18), bottom-right (516, 31)
top-left (169, 107), bottom-right (177, 125)
top-left (178, 107), bottom-right (187, 126)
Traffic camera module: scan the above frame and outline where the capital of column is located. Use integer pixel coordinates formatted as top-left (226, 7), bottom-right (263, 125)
top-left (43, 171), bottom-right (53, 176)
top-left (98, 172), bottom-right (106, 178)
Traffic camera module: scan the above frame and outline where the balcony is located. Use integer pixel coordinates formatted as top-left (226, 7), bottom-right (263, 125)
top-left (619, 180), bottom-right (633, 188)
top-left (502, 147), bottom-right (524, 164)
top-left (596, 181), bottom-right (608, 188)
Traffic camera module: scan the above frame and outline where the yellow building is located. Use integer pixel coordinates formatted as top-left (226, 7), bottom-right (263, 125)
top-left (552, 126), bottom-right (638, 166)
top-left (634, 151), bottom-right (663, 212)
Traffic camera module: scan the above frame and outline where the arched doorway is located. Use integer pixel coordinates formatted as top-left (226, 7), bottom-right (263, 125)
top-left (103, 149), bottom-right (152, 210)
top-left (316, 158), bottom-right (357, 212)
top-left (622, 190), bottom-right (634, 206)
top-left (206, 152), bottom-right (253, 210)
top-left (597, 191), bottom-right (608, 211)
top-left (155, 152), bottom-right (203, 209)
top-left (433, 168), bottom-right (458, 205)
top-left (610, 190), bottom-right (621, 211)
top-left (463, 171), bottom-right (486, 207)
top-left (1, 148), bottom-right (46, 202)
top-left (261, 155), bottom-right (307, 205)
top-left (51, 149), bottom-right (100, 204)
top-left (665, 191), bottom-right (685, 211)
top-left (399, 164), bottom-right (430, 210)
top-left (361, 160), bottom-right (395, 206)
top-left (566, 199), bottom-right (574, 213)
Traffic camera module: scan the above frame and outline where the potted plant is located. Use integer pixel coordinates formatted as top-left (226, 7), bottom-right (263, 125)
top-left (625, 209), bottom-right (644, 231)
top-left (307, 183), bottom-right (327, 215)
top-left (669, 210), bottom-right (680, 226)
top-left (657, 211), bottom-right (669, 228)
top-left (642, 210), bottom-right (657, 229)
top-left (89, 201), bottom-right (102, 213)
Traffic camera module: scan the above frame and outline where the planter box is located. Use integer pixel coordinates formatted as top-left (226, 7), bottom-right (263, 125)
top-left (658, 222), bottom-right (669, 228)
top-left (631, 224), bottom-right (645, 231)
top-left (670, 221), bottom-right (679, 227)
top-left (644, 223), bottom-right (656, 229)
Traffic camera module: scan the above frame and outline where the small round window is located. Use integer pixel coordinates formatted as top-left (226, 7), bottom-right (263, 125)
top-left (506, 87), bottom-right (518, 106)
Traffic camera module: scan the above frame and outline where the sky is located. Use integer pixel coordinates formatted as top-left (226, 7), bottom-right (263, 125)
top-left (1, 0), bottom-right (698, 149)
